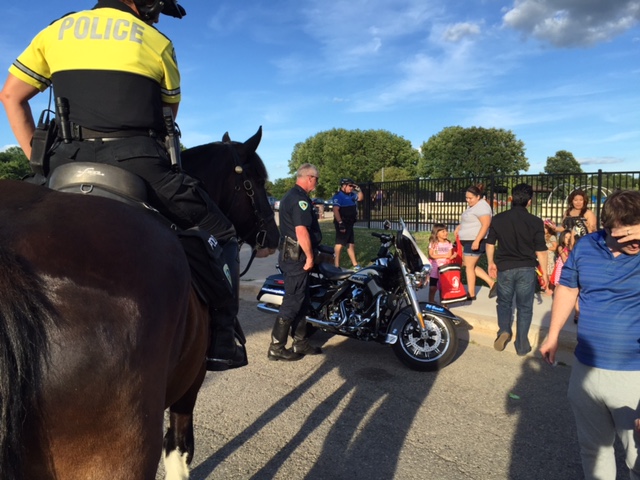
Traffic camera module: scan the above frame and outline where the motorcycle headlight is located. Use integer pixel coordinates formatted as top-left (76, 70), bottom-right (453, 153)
top-left (414, 266), bottom-right (431, 289)
top-left (408, 273), bottom-right (423, 288)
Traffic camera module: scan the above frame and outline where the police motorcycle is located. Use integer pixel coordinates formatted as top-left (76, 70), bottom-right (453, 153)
top-left (257, 219), bottom-right (459, 371)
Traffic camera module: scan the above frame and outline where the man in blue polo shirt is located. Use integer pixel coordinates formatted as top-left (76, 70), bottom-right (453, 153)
top-left (540, 189), bottom-right (640, 479)
top-left (332, 178), bottom-right (364, 269)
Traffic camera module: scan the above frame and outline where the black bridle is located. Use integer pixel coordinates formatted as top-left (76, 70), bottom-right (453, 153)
top-left (222, 143), bottom-right (275, 277)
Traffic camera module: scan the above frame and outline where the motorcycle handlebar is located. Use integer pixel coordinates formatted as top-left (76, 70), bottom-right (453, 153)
top-left (371, 232), bottom-right (393, 242)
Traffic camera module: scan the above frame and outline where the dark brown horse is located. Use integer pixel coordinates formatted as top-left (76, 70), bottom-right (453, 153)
top-left (0, 128), bottom-right (279, 480)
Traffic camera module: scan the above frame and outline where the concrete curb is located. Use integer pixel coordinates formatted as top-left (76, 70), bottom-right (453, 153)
top-left (452, 308), bottom-right (577, 365)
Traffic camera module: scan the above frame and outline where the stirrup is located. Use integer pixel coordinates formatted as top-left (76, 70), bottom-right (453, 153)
top-left (206, 344), bottom-right (248, 372)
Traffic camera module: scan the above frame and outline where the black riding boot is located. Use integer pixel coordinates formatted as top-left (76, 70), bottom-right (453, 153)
top-left (268, 317), bottom-right (303, 361)
top-left (292, 317), bottom-right (322, 356)
top-left (206, 238), bottom-right (249, 371)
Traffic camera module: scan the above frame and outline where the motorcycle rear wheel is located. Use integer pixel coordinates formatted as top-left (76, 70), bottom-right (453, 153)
top-left (391, 305), bottom-right (458, 371)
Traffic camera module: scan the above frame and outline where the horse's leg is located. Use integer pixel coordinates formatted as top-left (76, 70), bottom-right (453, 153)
top-left (27, 385), bottom-right (167, 480)
top-left (163, 366), bottom-right (206, 480)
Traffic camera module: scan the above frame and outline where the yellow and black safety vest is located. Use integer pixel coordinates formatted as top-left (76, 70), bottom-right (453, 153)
top-left (9, 0), bottom-right (180, 133)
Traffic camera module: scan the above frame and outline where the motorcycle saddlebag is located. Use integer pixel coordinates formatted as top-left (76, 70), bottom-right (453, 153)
top-left (257, 273), bottom-right (285, 306)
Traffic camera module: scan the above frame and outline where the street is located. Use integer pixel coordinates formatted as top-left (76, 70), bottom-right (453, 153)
top-left (156, 298), bottom-right (630, 479)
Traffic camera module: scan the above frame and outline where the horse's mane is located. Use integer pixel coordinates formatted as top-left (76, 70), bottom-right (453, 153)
top-left (0, 248), bottom-right (57, 479)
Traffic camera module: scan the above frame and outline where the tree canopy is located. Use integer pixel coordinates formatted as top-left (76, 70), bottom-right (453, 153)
top-left (268, 177), bottom-right (296, 199)
top-left (543, 150), bottom-right (583, 174)
top-left (288, 128), bottom-right (419, 198)
top-left (0, 146), bottom-right (30, 180)
top-left (418, 126), bottom-right (529, 179)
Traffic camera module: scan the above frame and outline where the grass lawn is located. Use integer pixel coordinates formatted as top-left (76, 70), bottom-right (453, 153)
top-left (318, 218), bottom-right (491, 287)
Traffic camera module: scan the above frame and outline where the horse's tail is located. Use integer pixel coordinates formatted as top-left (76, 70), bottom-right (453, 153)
top-left (0, 246), bottom-right (55, 480)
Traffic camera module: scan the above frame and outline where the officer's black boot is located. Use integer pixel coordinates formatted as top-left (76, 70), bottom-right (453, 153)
top-left (292, 317), bottom-right (322, 356)
top-left (268, 317), bottom-right (303, 361)
top-left (206, 238), bottom-right (249, 371)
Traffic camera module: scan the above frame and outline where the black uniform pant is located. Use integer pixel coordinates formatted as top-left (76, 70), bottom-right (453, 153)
top-left (278, 253), bottom-right (311, 334)
top-left (48, 136), bottom-right (235, 241)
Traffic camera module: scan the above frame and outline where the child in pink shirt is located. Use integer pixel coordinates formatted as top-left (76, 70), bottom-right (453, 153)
top-left (428, 223), bottom-right (457, 303)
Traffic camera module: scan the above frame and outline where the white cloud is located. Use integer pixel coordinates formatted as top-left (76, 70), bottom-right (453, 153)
top-left (349, 32), bottom-right (503, 112)
top-left (295, 0), bottom-right (442, 72)
top-left (579, 156), bottom-right (624, 165)
top-left (442, 22), bottom-right (482, 42)
top-left (502, 0), bottom-right (640, 47)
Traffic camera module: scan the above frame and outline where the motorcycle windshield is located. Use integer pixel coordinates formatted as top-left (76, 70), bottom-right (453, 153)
top-left (398, 218), bottom-right (429, 267)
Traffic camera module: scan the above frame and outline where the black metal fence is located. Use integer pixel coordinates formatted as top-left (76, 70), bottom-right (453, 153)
top-left (357, 170), bottom-right (640, 232)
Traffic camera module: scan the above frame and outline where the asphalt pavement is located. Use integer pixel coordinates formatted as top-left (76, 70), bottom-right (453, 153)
top-left (153, 239), bottom-right (630, 479)
top-left (155, 276), bottom-right (630, 480)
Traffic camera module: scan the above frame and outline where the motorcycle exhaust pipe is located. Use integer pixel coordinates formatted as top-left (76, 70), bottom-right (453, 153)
top-left (305, 316), bottom-right (341, 328)
top-left (306, 298), bottom-right (350, 328)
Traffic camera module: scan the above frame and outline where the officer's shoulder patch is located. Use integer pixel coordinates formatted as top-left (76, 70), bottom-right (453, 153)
top-left (298, 200), bottom-right (308, 211)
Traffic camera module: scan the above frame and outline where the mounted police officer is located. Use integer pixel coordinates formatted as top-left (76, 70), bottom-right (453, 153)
top-left (268, 163), bottom-right (323, 361)
top-left (0, 0), bottom-right (249, 372)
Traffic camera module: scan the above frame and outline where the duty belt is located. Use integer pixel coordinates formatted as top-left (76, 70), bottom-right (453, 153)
top-left (70, 124), bottom-right (158, 141)
top-left (279, 236), bottom-right (301, 261)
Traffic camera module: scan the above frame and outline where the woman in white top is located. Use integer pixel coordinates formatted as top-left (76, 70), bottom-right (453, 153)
top-left (454, 185), bottom-right (497, 300)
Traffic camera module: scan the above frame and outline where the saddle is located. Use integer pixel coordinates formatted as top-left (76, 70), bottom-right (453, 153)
top-left (45, 162), bottom-right (230, 304)
top-left (48, 162), bottom-right (152, 210)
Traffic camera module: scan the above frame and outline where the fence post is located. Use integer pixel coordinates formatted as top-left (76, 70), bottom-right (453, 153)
top-left (415, 178), bottom-right (420, 231)
top-left (596, 169), bottom-right (603, 226)
top-left (489, 174), bottom-right (495, 211)
top-left (367, 181), bottom-right (373, 229)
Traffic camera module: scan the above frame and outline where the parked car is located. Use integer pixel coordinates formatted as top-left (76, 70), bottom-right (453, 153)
top-left (324, 199), bottom-right (334, 211)
top-left (267, 196), bottom-right (277, 210)
top-left (273, 199), bottom-right (280, 211)
top-left (312, 198), bottom-right (325, 218)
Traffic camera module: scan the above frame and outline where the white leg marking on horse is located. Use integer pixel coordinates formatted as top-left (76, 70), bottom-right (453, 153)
top-left (163, 449), bottom-right (190, 480)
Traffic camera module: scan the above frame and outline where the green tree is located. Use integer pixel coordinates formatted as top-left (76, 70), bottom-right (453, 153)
top-left (418, 126), bottom-right (529, 179)
top-left (288, 128), bottom-right (419, 198)
top-left (372, 166), bottom-right (412, 182)
top-left (543, 150), bottom-right (583, 174)
top-left (0, 146), bottom-right (30, 180)
top-left (269, 176), bottom-right (296, 199)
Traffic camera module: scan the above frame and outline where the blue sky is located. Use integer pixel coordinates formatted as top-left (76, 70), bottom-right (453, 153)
top-left (1, 0), bottom-right (639, 181)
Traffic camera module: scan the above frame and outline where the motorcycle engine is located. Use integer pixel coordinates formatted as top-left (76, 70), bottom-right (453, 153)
top-left (341, 277), bottom-right (387, 334)
top-left (334, 286), bottom-right (365, 330)
top-left (351, 287), bottom-right (365, 311)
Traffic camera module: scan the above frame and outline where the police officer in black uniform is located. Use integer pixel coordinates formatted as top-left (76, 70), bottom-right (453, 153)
top-left (268, 163), bottom-right (323, 361)
top-left (0, 0), bottom-right (247, 372)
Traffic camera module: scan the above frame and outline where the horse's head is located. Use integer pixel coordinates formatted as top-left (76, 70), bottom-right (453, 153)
top-left (182, 127), bottom-right (279, 256)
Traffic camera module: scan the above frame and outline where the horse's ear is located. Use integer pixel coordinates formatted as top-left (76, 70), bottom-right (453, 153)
top-left (222, 132), bottom-right (231, 143)
top-left (245, 126), bottom-right (262, 153)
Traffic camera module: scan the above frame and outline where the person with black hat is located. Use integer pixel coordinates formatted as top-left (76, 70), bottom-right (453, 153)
top-left (0, 0), bottom-right (254, 372)
top-left (331, 178), bottom-right (364, 269)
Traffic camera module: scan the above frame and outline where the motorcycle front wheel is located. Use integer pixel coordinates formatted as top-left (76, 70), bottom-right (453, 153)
top-left (391, 304), bottom-right (458, 371)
